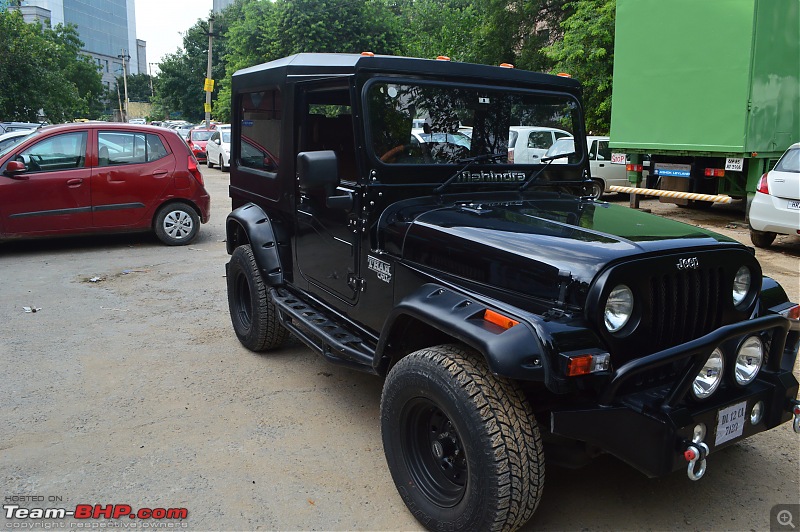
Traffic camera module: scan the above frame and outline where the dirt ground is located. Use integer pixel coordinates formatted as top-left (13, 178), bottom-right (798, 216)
top-left (1, 169), bottom-right (798, 531)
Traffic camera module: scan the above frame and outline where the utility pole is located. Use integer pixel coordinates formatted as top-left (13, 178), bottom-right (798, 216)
top-left (118, 50), bottom-right (130, 122)
top-left (204, 17), bottom-right (214, 129)
top-left (148, 62), bottom-right (155, 98)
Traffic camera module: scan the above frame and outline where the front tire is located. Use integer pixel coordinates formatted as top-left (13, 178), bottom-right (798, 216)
top-left (227, 245), bottom-right (288, 351)
top-left (220, 155), bottom-right (229, 172)
top-left (207, 155), bottom-right (214, 168)
top-left (154, 203), bottom-right (199, 245)
top-left (590, 179), bottom-right (604, 200)
top-left (749, 228), bottom-right (776, 248)
top-left (381, 345), bottom-right (544, 531)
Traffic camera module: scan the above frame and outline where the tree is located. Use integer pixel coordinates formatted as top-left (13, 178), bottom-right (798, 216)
top-left (118, 73), bottom-right (153, 102)
top-left (544, 0), bottom-right (615, 133)
top-left (0, 10), bottom-right (103, 121)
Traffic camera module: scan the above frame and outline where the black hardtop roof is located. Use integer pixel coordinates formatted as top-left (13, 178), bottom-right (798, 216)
top-left (232, 53), bottom-right (581, 92)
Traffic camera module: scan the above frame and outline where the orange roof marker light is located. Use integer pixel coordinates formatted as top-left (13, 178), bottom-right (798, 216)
top-left (436, 55), bottom-right (451, 61)
top-left (557, 72), bottom-right (572, 78)
top-left (499, 63), bottom-right (515, 68)
top-left (361, 51), bottom-right (375, 57)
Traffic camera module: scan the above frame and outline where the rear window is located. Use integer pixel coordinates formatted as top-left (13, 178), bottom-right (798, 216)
top-left (98, 132), bottom-right (169, 166)
top-left (775, 147), bottom-right (800, 173)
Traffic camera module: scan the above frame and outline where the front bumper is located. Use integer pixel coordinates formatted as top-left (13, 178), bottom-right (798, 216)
top-left (551, 314), bottom-right (799, 478)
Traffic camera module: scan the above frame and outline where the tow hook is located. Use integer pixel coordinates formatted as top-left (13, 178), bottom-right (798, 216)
top-left (791, 400), bottom-right (800, 434)
top-left (684, 442), bottom-right (709, 481)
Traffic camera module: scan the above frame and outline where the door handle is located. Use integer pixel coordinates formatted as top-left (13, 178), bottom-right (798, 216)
top-left (153, 170), bottom-right (168, 177)
top-left (598, 163), bottom-right (605, 168)
top-left (66, 178), bottom-right (83, 187)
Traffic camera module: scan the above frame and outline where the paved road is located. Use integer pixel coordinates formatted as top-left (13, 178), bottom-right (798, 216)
top-left (1, 169), bottom-right (798, 531)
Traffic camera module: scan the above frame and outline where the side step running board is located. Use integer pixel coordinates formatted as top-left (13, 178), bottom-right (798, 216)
top-left (270, 287), bottom-right (378, 374)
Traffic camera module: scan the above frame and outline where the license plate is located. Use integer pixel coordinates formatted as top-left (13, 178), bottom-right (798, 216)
top-left (788, 200), bottom-right (800, 210)
top-left (715, 401), bottom-right (747, 446)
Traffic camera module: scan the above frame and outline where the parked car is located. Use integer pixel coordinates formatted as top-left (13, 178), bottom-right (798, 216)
top-left (0, 122), bottom-right (44, 135)
top-left (508, 125), bottom-right (572, 164)
top-left (0, 129), bottom-right (35, 153)
top-left (749, 142), bottom-right (800, 248)
top-left (0, 123), bottom-right (210, 245)
top-left (546, 136), bottom-right (650, 199)
top-left (206, 129), bottom-right (231, 171)
top-left (127, 118), bottom-right (146, 125)
top-left (188, 128), bottom-right (213, 163)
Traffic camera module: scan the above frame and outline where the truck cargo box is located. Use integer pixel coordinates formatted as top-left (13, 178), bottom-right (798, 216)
top-left (610, 0), bottom-right (799, 158)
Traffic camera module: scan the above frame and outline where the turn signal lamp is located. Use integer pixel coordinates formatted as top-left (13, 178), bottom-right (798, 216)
top-left (436, 55), bottom-right (451, 61)
top-left (704, 168), bottom-right (725, 177)
top-left (187, 156), bottom-right (204, 186)
top-left (499, 63), bottom-right (514, 68)
top-left (780, 304), bottom-right (800, 321)
top-left (483, 309), bottom-right (518, 330)
top-left (557, 72), bottom-right (572, 78)
top-left (360, 51), bottom-right (374, 57)
top-left (626, 164), bottom-right (644, 172)
top-left (565, 352), bottom-right (611, 376)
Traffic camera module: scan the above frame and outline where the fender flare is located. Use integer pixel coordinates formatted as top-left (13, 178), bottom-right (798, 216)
top-left (376, 283), bottom-right (558, 384)
top-left (226, 203), bottom-right (287, 286)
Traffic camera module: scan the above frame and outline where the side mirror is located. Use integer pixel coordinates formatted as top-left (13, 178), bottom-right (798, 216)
top-left (4, 160), bottom-right (27, 177)
top-left (214, 139), bottom-right (221, 145)
top-left (297, 150), bottom-right (339, 194)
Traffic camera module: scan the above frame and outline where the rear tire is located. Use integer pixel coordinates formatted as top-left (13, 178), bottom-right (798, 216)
top-left (227, 245), bottom-right (288, 351)
top-left (749, 228), bottom-right (776, 248)
top-left (381, 344), bottom-right (544, 531)
top-left (154, 203), bottom-right (199, 246)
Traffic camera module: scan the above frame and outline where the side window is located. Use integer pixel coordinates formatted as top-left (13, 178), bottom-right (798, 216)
top-left (98, 132), bottom-right (167, 166)
top-left (17, 132), bottom-right (87, 172)
top-left (239, 89), bottom-right (281, 173)
top-left (527, 131), bottom-right (553, 150)
top-left (597, 140), bottom-right (611, 161)
top-left (210, 132), bottom-right (219, 143)
top-left (554, 131), bottom-right (571, 141)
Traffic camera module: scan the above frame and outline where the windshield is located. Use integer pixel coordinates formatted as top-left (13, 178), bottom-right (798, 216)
top-left (366, 80), bottom-right (582, 167)
top-left (545, 137), bottom-right (575, 158)
top-left (0, 129), bottom-right (39, 158)
top-left (191, 130), bottom-right (213, 141)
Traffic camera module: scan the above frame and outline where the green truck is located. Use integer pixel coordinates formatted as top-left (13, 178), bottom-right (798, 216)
top-left (609, 0), bottom-right (800, 211)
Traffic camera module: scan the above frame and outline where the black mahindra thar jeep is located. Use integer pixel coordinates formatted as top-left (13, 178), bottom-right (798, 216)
top-left (224, 53), bottom-right (800, 531)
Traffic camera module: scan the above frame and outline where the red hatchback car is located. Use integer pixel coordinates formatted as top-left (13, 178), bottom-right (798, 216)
top-left (0, 123), bottom-right (210, 245)
top-left (187, 128), bottom-right (213, 163)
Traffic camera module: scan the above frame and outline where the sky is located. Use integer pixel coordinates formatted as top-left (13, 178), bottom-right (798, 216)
top-left (134, 0), bottom-right (213, 71)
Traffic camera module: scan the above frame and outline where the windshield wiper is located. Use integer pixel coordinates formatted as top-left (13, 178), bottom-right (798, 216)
top-left (518, 151), bottom-right (575, 192)
top-left (434, 152), bottom-right (507, 195)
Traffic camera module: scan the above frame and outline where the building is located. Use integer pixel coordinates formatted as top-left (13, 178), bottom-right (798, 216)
top-left (9, 0), bottom-right (145, 93)
top-left (212, 0), bottom-right (232, 14)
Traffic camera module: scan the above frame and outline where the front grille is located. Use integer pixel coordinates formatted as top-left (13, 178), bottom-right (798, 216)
top-left (647, 267), bottom-right (725, 352)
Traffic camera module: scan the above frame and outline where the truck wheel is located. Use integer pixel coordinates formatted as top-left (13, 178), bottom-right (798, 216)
top-left (227, 245), bottom-right (288, 351)
top-left (590, 179), bottom-right (604, 200)
top-left (381, 344), bottom-right (543, 531)
top-left (749, 228), bottom-right (776, 248)
top-left (154, 203), bottom-right (200, 245)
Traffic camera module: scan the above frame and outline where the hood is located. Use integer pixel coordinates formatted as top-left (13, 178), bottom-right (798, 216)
top-left (388, 195), bottom-right (738, 306)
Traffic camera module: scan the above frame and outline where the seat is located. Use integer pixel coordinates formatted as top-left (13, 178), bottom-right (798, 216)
top-left (98, 146), bottom-right (109, 166)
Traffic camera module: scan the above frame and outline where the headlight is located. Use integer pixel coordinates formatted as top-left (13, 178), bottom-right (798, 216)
top-left (735, 336), bottom-right (763, 385)
top-left (693, 348), bottom-right (724, 399)
top-left (604, 285), bottom-right (634, 333)
top-left (732, 266), bottom-right (751, 306)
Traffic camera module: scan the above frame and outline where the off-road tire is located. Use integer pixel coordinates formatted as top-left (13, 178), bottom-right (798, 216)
top-left (381, 344), bottom-right (543, 531)
top-left (227, 245), bottom-right (288, 351)
top-left (749, 228), bottom-right (776, 248)
top-left (153, 202), bottom-right (200, 246)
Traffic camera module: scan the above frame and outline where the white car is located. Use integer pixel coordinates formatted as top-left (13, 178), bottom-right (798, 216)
top-left (545, 136), bottom-right (649, 199)
top-left (206, 129), bottom-right (231, 171)
top-left (749, 142), bottom-right (800, 248)
top-left (508, 126), bottom-right (572, 164)
top-left (0, 129), bottom-right (36, 154)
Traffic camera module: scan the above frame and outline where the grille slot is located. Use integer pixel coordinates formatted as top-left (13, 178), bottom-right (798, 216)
top-left (648, 267), bottom-right (724, 352)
